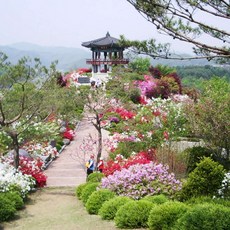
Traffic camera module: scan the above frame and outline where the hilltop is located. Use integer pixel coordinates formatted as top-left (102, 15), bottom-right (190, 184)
top-left (0, 42), bottom-right (91, 72)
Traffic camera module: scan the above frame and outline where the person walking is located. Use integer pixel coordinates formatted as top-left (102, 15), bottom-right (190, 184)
top-left (97, 157), bottom-right (104, 173)
top-left (86, 154), bottom-right (95, 177)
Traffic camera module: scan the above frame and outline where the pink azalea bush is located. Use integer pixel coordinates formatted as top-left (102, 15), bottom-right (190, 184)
top-left (134, 75), bottom-right (157, 96)
top-left (101, 161), bottom-right (182, 200)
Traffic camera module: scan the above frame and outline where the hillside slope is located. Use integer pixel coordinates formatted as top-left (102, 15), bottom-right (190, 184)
top-left (0, 42), bottom-right (91, 72)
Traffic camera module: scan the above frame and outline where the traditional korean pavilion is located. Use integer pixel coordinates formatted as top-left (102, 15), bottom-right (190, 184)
top-left (82, 32), bottom-right (129, 73)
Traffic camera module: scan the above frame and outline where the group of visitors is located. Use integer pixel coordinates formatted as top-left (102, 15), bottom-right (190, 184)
top-left (86, 154), bottom-right (104, 177)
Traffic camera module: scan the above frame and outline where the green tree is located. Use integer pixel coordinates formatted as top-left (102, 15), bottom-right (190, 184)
top-left (0, 54), bottom-right (79, 168)
top-left (185, 77), bottom-right (230, 166)
top-left (124, 0), bottom-right (230, 62)
top-left (128, 57), bottom-right (151, 73)
top-left (179, 157), bottom-right (225, 200)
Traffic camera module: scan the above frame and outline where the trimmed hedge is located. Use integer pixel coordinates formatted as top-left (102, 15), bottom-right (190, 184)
top-left (85, 189), bottom-right (115, 214)
top-left (75, 183), bottom-right (88, 200)
top-left (81, 182), bottom-right (99, 205)
top-left (87, 172), bottom-right (105, 183)
top-left (148, 201), bottom-right (188, 230)
top-left (174, 203), bottom-right (230, 230)
top-left (115, 200), bottom-right (154, 228)
top-left (186, 196), bottom-right (230, 208)
top-left (141, 194), bottom-right (169, 204)
top-left (99, 196), bottom-right (132, 220)
top-left (0, 195), bottom-right (16, 222)
top-left (1, 192), bottom-right (24, 210)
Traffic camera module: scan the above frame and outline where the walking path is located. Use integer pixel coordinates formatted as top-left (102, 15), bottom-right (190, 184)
top-left (45, 117), bottom-right (109, 187)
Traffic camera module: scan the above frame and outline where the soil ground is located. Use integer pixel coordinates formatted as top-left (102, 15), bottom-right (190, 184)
top-left (0, 187), bottom-right (118, 230)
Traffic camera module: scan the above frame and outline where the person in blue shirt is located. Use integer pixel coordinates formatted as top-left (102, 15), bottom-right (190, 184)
top-left (86, 154), bottom-right (95, 177)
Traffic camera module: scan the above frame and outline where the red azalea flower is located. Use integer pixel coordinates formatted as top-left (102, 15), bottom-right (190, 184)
top-left (103, 150), bottom-right (156, 176)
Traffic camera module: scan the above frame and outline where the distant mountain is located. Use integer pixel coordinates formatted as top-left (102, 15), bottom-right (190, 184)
top-left (150, 53), bottom-right (215, 67)
top-left (0, 42), bottom-right (217, 72)
top-left (0, 42), bottom-right (91, 72)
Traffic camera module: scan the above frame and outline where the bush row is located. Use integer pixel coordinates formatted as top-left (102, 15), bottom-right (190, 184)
top-left (0, 191), bottom-right (25, 222)
top-left (75, 170), bottom-right (230, 229)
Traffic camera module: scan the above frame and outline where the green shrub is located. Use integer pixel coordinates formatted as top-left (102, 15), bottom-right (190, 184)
top-left (99, 196), bottom-right (132, 220)
top-left (81, 182), bottom-right (99, 205)
top-left (179, 157), bottom-right (225, 201)
top-left (174, 203), bottom-right (230, 230)
top-left (186, 196), bottom-right (215, 205)
top-left (213, 198), bottom-right (230, 207)
top-left (2, 192), bottom-right (24, 210)
top-left (87, 172), bottom-right (104, 183)
top-left (148, 201), bottom-right (188, 230)
top-left (185, 146), bottom-right (214, 173)
top-left (129, 87), bottom-right (141, 104)
top-left (111, 141), bottom-right (148, 159)
top-left (85, 189), bottom-right (115, 214)
top-left (56, 143), bottom-right (63, 152)
top-left (141, 194), bottom-right (169, 204)
top-left (0, 195), bottom-right (16, 222)
top-left (115, 200), bottom-right (154, 229)
top-left (75, 183), bottom-right (88, 200)
top-left (186, 196), bottom-right (230, 208)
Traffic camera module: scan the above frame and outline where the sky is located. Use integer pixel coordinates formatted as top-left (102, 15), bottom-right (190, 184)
top-left (0, 0), bottom-right (225, 54)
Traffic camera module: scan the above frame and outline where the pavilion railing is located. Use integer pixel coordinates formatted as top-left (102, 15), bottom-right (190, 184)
top-left (86, 59), bottom-right (129, 65)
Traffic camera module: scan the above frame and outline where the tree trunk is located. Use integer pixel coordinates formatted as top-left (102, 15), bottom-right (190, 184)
top-left (97, 127), bottom-right (102, 165)
top-left (10, 132), bottom-right (20, 168)
top-left (95, 114), bottom-right (102, 168)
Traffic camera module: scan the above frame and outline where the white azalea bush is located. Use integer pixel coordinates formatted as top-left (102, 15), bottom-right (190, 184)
top-left (23, 142), bottom-right (59, 160)
top-left (0, 162), bottom-right (35, 198)
top-left (218, 172), bottom-right (230, 199)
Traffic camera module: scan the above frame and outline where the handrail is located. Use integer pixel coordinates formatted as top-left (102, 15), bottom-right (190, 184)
top-left (86, 59), bottom-right (129, 65)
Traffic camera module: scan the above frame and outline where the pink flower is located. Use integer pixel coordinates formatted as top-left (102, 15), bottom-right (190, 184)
top-left (163, 131), bottom-right (169, 140)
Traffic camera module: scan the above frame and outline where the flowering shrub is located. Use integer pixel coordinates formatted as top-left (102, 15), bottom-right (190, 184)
top-left (103, 151), bottom-right (154, 176)
top-left (109, 116), bottom-right (120, 123)
top-left (0, 162), bottom-right (35, 198)
top-left (103, 132), bottom-right (142, 155)
top-left (101, 162), bottom-right (182, 199)
top-left (77, 68), bottom-right (92, 74)
top-left (134, 75), bottom-right (157, 96)
top-left (134, 75), bottom-right (171, 99)
top-left (18, 157), bottom-right (47, 187)
top-left (23, 142), bottom-right (58, 159)
top-left (104, 97), bottom-right (188, 156)
top-left (63, 127), bottom-right (75, 141)
top-left (137, 98), bottom-right (188, 142)
top-left (107, 107), bottom-right (135, 120)
top-left (217, 172), bottom-right (230, 199)
top-left (2, 156), bottom-right (47, 188)
top-left (20, 121), bottom-right (60, 144)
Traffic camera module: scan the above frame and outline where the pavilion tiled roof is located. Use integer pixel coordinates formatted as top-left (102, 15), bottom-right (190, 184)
top-left (82, 32), bottom-right (121, 48)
